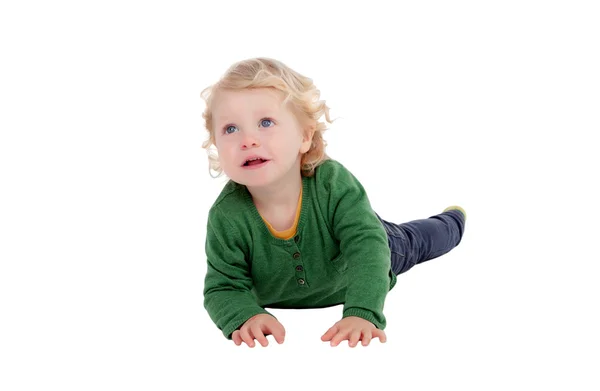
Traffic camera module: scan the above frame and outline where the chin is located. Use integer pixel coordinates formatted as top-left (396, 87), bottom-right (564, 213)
top-left (227, 171), bottom-right (272, 187)
top-left (238, 177), bottom-right (274, 188)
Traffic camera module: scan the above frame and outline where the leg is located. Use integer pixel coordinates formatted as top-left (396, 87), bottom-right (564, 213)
top-left (376, 208), bottom-right (466, 276)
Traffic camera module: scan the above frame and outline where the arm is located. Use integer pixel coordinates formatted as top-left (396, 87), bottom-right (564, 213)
top-left (322, 162), bottom-right (392, 330)
top-left (203, 206), bottom-right (272, 339)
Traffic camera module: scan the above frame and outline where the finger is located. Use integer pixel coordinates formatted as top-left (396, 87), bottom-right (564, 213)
top-left (268, 321), bottom-right (286, 344)
top-left (372, 329), bottom-right (387, 343)
top-left (240, 326), bottom-right (255, 348)
top-left (321, 325), bottom-right (338, 342)
top-left (232, 330), bottom-right (242, 346)
top-left (330, 329), bottom-right (349, 347)
top-left (348, 330), bottom-right (361, 347)
top-left (361, 330), bottom-right (373, 346)
top-left (251, 324), bottom-right (269, 347)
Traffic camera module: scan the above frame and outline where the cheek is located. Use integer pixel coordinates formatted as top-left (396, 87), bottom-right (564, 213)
top-left (215, 142), bottom-right (234, 163)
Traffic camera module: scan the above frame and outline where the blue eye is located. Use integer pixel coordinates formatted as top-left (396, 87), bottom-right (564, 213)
top-left (224, 125), bottom-right (238, 134)
top-left (260, 119), bottom-right (274, 128)
top-left (223, 119), bottom-right (273, 135)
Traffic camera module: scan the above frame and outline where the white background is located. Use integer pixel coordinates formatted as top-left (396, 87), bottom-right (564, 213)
top-left (1, 0), bottom-right (599, 389)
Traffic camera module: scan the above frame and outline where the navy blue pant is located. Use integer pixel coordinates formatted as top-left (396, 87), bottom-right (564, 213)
top-left (376, 209), bottom-right (465, 275)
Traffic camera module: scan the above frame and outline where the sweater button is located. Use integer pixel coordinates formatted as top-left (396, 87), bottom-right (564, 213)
top-left (293, 252), bottom-right (300, 259)
top-left (295, 265), bottom-right (303, 272)
top-left (298, 278), bottom-right (305, 285)
top-left (294, 235), bottom-right (300, 243)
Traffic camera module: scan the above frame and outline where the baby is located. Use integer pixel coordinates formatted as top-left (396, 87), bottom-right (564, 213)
top-left (201, 57), bottom-right (466, 347)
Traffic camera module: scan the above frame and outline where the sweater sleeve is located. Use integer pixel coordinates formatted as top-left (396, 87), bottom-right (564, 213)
top-left (203, 206), bottom-right (272, 339)
top-left (320, 161), bottom-right (392, 330)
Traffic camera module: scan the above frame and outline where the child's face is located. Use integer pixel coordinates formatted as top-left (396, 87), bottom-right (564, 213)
top-left (212, 88), bottom-right (312, 188)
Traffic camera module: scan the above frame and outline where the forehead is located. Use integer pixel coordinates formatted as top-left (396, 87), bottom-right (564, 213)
top-left (212, 88), bottom-right (287, 120)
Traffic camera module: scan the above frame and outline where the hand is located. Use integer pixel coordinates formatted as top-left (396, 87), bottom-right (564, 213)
top-left (232, 314), bottom-right (286, 347)
top-left (321, 316), bottom-right (387, 347)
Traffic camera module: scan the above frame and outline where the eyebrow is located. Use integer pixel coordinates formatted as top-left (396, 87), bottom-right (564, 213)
top-left (216, 109), bottom-right (279, 124)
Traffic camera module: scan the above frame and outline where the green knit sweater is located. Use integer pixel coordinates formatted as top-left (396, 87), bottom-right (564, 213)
top-left (203, 159), bottom-right (397, 339)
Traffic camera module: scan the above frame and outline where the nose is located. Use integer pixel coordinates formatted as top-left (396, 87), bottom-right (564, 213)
top-left (240, 130), bottom-right (260, 149)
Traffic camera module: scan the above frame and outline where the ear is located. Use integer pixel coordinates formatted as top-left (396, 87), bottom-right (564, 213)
top-left (300, 126), bottom-right (315, 154)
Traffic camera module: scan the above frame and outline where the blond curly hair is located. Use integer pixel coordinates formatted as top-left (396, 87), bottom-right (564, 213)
top-left (200, 57), bottom-right (334, 178)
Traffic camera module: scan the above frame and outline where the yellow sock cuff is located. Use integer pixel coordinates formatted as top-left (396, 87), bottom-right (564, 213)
top-left (443, 205), bottom-right (467, 221)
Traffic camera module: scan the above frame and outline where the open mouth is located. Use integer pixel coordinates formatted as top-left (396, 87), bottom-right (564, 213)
top-left (243, 158), bottom-right (269, 167)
